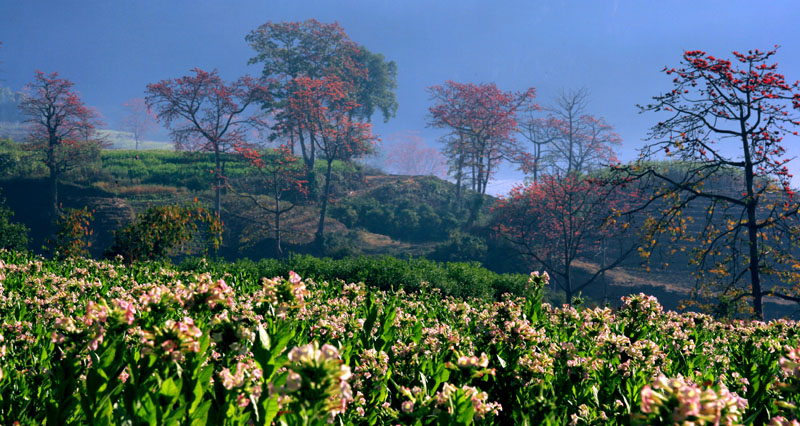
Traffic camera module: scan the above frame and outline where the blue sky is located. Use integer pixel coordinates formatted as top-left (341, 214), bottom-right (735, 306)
top-left (2, 0), bottom-right (800, 194)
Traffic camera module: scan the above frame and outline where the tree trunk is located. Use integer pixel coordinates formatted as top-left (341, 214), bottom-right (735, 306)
top-left (214, 149), bottom-right (222, 215)
top-left (564, 276), bottom-right (573, 307)
top-left (275, 210), bottom-right (283, 258)
top-left (50, 165), bottom-right (58, 218)
top-left (741, 122), bottom-right (763, 319)
top-left (314, 158), bottom-right (334, 252)
top-left (48, 133), bottom-right (59, 218)
top-left (455, 154), bottom-right (464, 210)
top-left (746, 201), bottom-right (762, 319)
top-left (274, 185), bottom-right (283, 258)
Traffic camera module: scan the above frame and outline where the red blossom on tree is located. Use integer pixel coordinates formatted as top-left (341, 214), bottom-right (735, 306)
top-left (247, 19), bottom-right (397, 124)
top-left (493, 174), bottom-right (640, 303)
top-left (19, 71), bottom-right (101, 217)
top-left (623, 47), bottom-right (800, 318)
top-left (276, 75), bottom-right (375, 248)
top-left (121, 98), bottom-right (157, 150)
top-left (427, 81), bottom-right (537, 203)
top-left (247, 20), bottom-right (395, 254)
top-left (233, 144), bottom-right (308, 257)
top-left (145, 68), bottom-right (270, 216)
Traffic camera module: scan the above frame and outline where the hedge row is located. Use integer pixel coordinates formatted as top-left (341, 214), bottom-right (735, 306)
top-left (180, 254), bottom-right (530, 300)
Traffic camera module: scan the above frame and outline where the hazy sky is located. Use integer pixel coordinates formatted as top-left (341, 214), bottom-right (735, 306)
top-left (2, 0), bottom-right (800, 194)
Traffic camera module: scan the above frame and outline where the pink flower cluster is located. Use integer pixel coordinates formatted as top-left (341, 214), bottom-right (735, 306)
top-left (219, 359), bottom-right (263, 407)
top-left (284, 342), bottom-right (353, 415)
top-left (780, 346), bottom-right (800, 379)
top-left (140, 316), bottom-right (202, 362)
top-left (640, 375), bottom-right (747, 425)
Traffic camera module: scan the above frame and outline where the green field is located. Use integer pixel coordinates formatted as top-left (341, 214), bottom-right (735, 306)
top-left (1, 251), bottom-right (799, 425)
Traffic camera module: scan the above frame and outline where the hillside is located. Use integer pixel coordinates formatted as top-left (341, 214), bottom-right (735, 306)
top-left (0, 142), bottom-right (797, 318)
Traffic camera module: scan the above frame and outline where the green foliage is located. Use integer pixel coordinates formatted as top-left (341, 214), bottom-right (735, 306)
top-left (50, 207), bottom-right (93, 259)
top-left (0, 138), bottom-right (48, 178)
top-left (0, 254), bottom-right (798, 425)
top-left (184, 253), bottom-right (528, 300)
top-left (0, 197), bottom-right (28, 251)
top-left (429, 231), bottom-right (488, 264)
top-left (329, 176), bottom-right (479, 242)
top-left (99, 150), bottom-right (252, 191)
top-left (104, 202), bottom-right (222, 263)
top-left (98, 150), bottom-right (363, 195)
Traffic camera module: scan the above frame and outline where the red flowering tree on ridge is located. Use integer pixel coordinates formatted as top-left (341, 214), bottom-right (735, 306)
top-left (620, 47), bottom-right (800, 318)
top-left (19, 71), bottom-right (101, 217)
top-left (427, 81), bottom-right (536, 206)
top-left (233, 144), bottom-right (308, 257)
top-left (145, 68), bottom-right (269, 217)
top-left (494, 174), bottom-right (640, 303)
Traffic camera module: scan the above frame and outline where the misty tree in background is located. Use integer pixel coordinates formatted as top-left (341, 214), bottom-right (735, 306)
top-left (233, 144), bottom-right (307, 257)
top-left (19, 71), bottom-right (101, 217)
top-left (519, 89), bottom-right (621, 180)
top-left (621, 47), bottom-right (800, 319)
top-left (382, 130), bottom-right (447, 177)
top-left (427, 81), bottom-right (536, 201)
top-left (145, 68), bottom-right (269, 217)
top-left (516, 113), bottom-right (560, 183)
top-left (493, 174), bottom-right (640, 304)
top-left (121, 98), bottom-right (157, 150)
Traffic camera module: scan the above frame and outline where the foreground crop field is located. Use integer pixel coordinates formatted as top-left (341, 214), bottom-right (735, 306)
top-left (1, 252), bottom-right (800, 425)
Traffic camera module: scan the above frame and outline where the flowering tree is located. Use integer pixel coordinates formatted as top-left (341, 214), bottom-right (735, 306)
top-left (105, 202), bottom-right (222, 263)
top-left (233, 144), bottom-right (307, 257)
top-left (246, 19), bottom-right (397, 123)
top-left (381, 131), bottom-right (447, 178)
top-left (623, 47), bottom-right (800, 318)
top-left (18, 71), bottom-right (101, 216)
top-left (493, 174), bottom-right (640, 303)
top-left (275, 76), bottom-right (374, 248)
top-left (145, 68), bottom-right (269, 216)
top-left (427, 81), bottom-right (537, 199)
top-left (121, 98), bottom-right (157, 150)
top-left (247, 19), bottom-right (396, 204)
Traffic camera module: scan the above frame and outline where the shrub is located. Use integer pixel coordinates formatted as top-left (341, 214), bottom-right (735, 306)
top-left (50, 207), bottom-right (93, 259)
top-left (0, 199), bottom-right (28, 251)
top-left (184, 254), bottom-right (529, 300)
top-left (105, 202), bottom-right (222, 263)
top-left (429, 231), bottom-right (488, 263)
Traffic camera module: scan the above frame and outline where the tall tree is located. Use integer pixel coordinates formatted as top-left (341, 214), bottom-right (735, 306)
top-left (121, 98), bottom-right (157, 150)
top-left (622, 47), bottom-right (800, 319)
top-left (493, 174), bottom-right (639, 303)
top-left (427, 81), bottom-right (536, 196)
top-left (246, 19), bottom-right (397, 123)
top-left (275, 76), bottom-right (374, 249)
top-left (18, 71), bottom-right (100, 216)
top-left (246, 19), bottom-right (397, 199)
top-left (233, 144), bottom-right (307, 257)
top-left (145, 68), bottom-right (269, 216)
